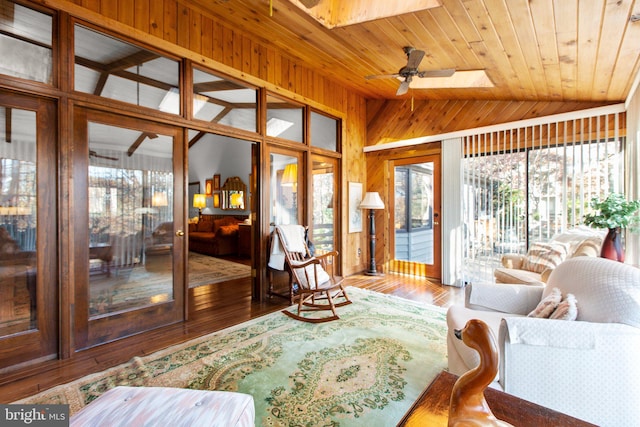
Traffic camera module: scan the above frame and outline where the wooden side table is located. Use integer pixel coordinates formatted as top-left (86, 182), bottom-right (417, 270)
top-left (397, 371), bottom-right (596, 427)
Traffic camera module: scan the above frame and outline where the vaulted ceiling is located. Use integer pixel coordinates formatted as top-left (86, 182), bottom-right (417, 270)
top-left (183, 0), bottom-right (640, 103)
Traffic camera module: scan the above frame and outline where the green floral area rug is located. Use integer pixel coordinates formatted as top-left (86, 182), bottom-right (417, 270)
top-left (17, 287), bottom-right (448, 426)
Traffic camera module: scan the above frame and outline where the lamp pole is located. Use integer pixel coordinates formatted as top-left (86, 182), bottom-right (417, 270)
top-left (366, 208), bottom-right (379, 275)
top-left (359, 192), bottom-right (385, 276)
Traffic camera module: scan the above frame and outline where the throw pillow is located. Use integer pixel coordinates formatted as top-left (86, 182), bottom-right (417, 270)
top-left (218, 224), bottom-right (238, 236)
top-left (550, 293), bottom-right (578, 320)
top-left (528, 287), bottom-right (562, 318)
top-left (521, 241), bottom-right (570, 273)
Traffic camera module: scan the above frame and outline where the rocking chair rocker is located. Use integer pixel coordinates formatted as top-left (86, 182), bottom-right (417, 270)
top-left (274, 225), bottom-right (351, 323)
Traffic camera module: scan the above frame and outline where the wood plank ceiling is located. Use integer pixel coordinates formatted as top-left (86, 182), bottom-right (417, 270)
top-left (182, 0), bottom-right (640, 103)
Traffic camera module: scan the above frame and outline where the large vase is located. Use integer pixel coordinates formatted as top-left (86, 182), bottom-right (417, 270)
top-left (600, 227), bottom-right (624, 262)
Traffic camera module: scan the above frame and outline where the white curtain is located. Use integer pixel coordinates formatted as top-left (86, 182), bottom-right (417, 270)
top-left (625, 76), bottom-right (640, 263)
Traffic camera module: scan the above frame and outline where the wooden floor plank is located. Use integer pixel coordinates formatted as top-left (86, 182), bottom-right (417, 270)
top-left (0, 273), bottom-right (463, 403)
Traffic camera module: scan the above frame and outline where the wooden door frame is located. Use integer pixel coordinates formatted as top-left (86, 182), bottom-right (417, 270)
top-left (0, 90), bottom-right (58, 369)
top-left (388, 154), bottom-right (442, 280)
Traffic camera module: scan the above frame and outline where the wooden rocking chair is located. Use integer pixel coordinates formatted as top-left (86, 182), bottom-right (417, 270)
top-left (275, 225), bottom-right (351, 323)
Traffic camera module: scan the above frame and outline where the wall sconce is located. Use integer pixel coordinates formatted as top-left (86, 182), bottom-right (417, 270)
top-left (281, 163), bottom-right (298, 192)
top-left (359, 191), bottom-right (385, 275)
top-left (213, 192), bottom-right (220, 208)
top-left (193, 193), bottom-right (207, 219)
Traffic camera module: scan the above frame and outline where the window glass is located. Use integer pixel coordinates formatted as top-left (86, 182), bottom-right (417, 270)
top-left (310, 111), bottom-right (338, 151)
top-left (266, 95), bottom-right (303, 142)
top-left (193, 68), bottom-right (257, 133)
top-left (0, 106), bottom-right (37, 335)
top-left (270, 153), bottom-right (299, 225)
top-left (312, 157), bottom-right (335, 253)
top-left (0, 1), bottom-right (52, 83)
top-left (74, 25), bottom-right (180, 114)
top-left (88, 122), bottom-right (174, 317)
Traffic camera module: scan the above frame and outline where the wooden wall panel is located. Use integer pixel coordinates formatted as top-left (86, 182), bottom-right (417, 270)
top-left (366, 99), bottom-right (617, 146)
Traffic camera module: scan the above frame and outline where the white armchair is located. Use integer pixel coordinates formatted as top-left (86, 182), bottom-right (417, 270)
top-left (447, 257), bottom-right (640, 427)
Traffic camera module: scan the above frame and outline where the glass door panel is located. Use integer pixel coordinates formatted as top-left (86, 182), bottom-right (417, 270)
top-left (270, 152), bottom-right (301, 226)
top-left (391, 156), bottom-right (441, 279)
top-left (0, 91), bottom-right (57, 369)
top-left (75, 108), bottom-right (184, 349)
top-left (311, 156), bottom-right (337, 254)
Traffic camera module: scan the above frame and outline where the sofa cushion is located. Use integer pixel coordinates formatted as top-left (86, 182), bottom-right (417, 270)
top-left (549, 294), bottom-right (578, 320)
top-left (545, 257), bottom-right (640, 327)
top-left (521, 241), bottom-right (569, 273)
top-left (218, 224), bottom-right (238, 236)
top-left (571, 237), bottom-right (602, 257)
top-left (528, 287), bottom-right (562, 318)
top-left (494, 267), bottom-right (545, 286)
top-left (550, 226), bottom-right (605, 255)
top-left (189, 232), bottom-right (216, 242)
top-left (214, 217), bottom-right (239, 233)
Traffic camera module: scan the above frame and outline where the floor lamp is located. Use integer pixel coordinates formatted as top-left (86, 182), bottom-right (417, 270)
top-left (359, 192), bottom-right (385, 276)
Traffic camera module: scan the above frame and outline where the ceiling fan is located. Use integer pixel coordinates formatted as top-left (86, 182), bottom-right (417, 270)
top-left (89, 150), bottom-right (118, 161)
top-left (366, 46), bottom-right (455, 96)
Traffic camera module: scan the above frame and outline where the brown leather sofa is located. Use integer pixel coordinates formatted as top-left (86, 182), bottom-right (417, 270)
top-left (188, 215), bottom-right (246, 256)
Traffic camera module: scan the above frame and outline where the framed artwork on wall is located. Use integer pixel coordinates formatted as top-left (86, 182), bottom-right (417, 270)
top-left (348, 182), bottom-right (363, 233)
top-left (213, 174), bottom-right (221, 191)
top-left (205, 179), bottom-right (213, 197)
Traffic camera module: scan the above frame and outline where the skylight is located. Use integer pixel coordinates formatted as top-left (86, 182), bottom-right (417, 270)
top-left (288, 0), bottom-right (442, 28)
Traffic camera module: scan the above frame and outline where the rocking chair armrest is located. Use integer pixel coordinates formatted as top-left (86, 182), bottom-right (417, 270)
top-left (290, 258), bottom-right (321, 269)
top-left (315, 250), bottom-right (339, 260)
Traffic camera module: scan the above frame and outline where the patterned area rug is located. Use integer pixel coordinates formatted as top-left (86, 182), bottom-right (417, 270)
top-left (187, 253), bottom-right (251, 288)
top-left (89, 253), bottom-right (251, 314)
top-left (16, 287), bottom-right (448, 426)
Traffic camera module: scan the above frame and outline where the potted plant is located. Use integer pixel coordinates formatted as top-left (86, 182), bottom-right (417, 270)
top-left (583, 193), bottom-right (640, 262)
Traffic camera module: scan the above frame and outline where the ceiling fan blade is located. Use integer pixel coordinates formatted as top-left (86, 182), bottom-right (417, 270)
top-left (365, 73), bottom-right (400, 80)
top-left (89, 150), bottom-right (118, 161)
top-left (417, 68), bottom-right (456, 78)
top-left (396, 80), bottom-right (410, 96)
top-left (406, 49), bottom-right (425, 69)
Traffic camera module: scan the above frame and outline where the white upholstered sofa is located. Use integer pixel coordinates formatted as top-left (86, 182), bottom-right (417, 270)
top-left (448, 257), bottom-right (640, 426)
top-left (493, 226), bottom-right (605, 286)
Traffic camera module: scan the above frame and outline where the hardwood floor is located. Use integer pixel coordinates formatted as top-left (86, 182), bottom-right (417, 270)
top-left (0, 272), bottom-right (464, 403)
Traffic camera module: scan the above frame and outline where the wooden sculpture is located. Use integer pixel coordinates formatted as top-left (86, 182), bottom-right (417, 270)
top-left (448, 319), bottom-right (514, 427)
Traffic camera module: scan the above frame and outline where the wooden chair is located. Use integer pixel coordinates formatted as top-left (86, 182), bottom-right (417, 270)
top-left (275, 225), bottom-right (351, 323)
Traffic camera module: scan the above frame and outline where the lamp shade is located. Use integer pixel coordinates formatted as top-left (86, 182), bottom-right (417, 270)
top-left (281, 163), bottom-right (297, 186)
top-left (359, 192), bottom-right (385, 209)
top-left (152, 191), bottom-right (168, 207)
top-left (193, 193), bottom-right (207, 209)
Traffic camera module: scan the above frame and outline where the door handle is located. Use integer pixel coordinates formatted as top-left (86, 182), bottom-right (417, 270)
top-left (175, 230), bottom-right (185, 236)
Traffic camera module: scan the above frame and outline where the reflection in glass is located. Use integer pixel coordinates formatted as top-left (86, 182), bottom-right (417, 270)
top-left (270, 153), bottom-right (298, 225)
top-left (0, 1), bottom-right (52, 84)
top-left (74, 25), bottom-right (180, 114)
top-left (88, 122), bottom-right (173, 317)
top-left (312, 157), bottom-right (335, 253)
top-left (394, 162), bottom-right (434, 264)
top-left (266, 95), bottom-right (303, 142)
top-left (310, 111), bottom-right (338, 152)
top-left (0, 107), bottom-right (37, 336)
top-left (193, 68), bottom-right (257, 132)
